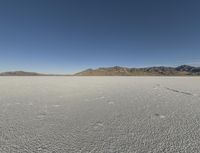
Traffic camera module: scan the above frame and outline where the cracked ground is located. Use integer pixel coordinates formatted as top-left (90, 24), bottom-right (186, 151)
top-left (0, 77), bottom-right (200, 153)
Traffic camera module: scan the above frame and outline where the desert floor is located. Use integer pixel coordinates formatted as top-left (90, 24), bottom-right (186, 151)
top-left (0, 77), bottom-right (200, 153)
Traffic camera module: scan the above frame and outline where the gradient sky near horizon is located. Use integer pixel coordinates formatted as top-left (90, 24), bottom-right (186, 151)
top-left (0, 0), bottom-right (200, 74)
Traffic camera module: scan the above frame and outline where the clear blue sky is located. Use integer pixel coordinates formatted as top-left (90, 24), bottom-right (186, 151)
top-left (0, 0), bottom-right (200, 74)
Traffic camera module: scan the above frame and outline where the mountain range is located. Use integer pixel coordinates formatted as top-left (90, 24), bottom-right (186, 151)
top-left (75, 65), bottom-right (200, 76)
top-left (0, 71), bottom-right (46, 76)
top-left (0, 65), bottom-right (200, 76)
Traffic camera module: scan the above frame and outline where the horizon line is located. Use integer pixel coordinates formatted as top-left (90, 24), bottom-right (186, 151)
top-left (0, 64), bottom-right (199, 75)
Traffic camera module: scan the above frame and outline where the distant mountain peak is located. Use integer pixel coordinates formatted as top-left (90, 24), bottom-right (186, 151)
top-left (175, 65), bottom-right (194, 71)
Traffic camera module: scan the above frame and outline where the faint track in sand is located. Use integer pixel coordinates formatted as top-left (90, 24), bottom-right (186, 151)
top-left (154, 84), bottom-right (199, 98)
top-left (164, 87), bottom-right (194, 96)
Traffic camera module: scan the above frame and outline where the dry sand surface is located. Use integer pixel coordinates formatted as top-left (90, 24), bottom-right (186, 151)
top-left (0, 77), bottom-right (200, 153)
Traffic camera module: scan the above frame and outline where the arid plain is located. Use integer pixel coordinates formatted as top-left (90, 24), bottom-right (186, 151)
top-left (0, 77), bottom-right (200, 153)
